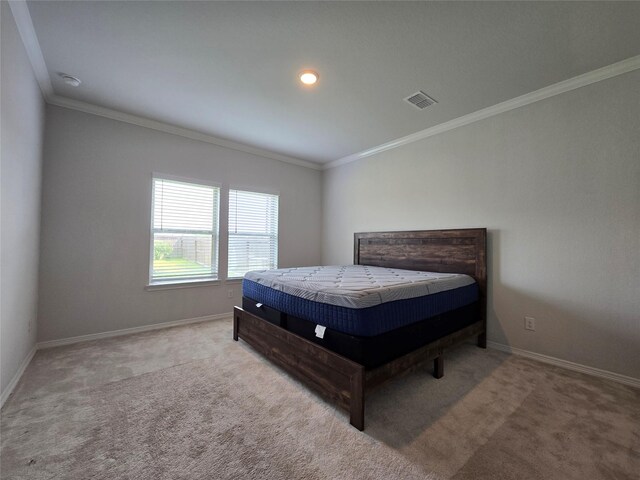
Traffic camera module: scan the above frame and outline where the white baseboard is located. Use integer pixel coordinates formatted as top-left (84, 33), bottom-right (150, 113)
top-left (1, 345), bottom-right (37, 409)
top-left (4, 320), bottom-right (636, 410)
top-left (37, 312), bottom-right (232, 349)
top-left (1, 313), bottom-right (232, 409)
top-left (487, 341), bottom-right (640, 389)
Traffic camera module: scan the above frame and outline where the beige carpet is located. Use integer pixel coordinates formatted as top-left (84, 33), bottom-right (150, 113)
top-left (1, 319), bottom-right (638, 479)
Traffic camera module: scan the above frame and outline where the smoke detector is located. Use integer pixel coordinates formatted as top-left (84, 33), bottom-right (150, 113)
top-left (59, 73), bottom-right (81, 87)
top-left (404, 91), bottom-right (437, 110)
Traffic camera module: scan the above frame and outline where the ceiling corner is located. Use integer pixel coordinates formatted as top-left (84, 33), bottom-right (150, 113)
top-left (8, 0), bottom-right (54, 101)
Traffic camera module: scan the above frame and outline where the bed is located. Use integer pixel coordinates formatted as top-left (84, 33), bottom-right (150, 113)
top-left (233, 228), bottom-right (487, 430)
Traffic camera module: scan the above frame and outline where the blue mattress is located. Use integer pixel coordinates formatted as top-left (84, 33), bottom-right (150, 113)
top-left (242, 277), bottom-right (478, 337)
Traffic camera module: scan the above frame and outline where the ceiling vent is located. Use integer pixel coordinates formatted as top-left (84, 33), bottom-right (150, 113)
top-left (404, 91), bottom-right (438, 110)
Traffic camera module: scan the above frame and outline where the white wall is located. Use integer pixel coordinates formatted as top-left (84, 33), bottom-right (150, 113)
top-left (38, 106), bottom-right (322, 341)
top-left (322, 71), bottom-right (640, 379)
top-left (1, 3), bottom-right (45, 396)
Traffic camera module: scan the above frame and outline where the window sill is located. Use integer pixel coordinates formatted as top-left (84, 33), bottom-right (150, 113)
top-left (145, 279), bottom-right (220, 291)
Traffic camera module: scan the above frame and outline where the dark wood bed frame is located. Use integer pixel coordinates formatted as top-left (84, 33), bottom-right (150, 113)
top-left (233, 228), bottom-right (487, 431)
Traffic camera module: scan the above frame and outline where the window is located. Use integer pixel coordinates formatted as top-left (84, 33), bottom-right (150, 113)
top-left (228, 189), bottom-right (279, 279)
top-left (150, 177), bottom-right (220, 284)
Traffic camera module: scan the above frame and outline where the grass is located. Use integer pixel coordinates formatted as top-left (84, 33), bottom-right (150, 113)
top-left (153, 257), bottom-right (212, 278)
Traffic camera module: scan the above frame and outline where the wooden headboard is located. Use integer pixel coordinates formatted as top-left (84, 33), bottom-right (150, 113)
top-left (353, 229), bottom-right (487, 299)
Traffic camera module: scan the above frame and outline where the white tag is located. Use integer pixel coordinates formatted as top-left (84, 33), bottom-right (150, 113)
top-left (315, 325), bottom-right (326, 339)
top-left (255, 303), bottom-right (263, 308)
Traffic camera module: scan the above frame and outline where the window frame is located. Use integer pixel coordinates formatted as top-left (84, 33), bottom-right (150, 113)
top-left (147, 173), bottom-right (221, 288)
top-left (227, 185), bottom-right (280, 280)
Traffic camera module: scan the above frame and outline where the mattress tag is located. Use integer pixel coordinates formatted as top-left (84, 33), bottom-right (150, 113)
top-left (315, 325), bottom-right (326, 339)
top-left (255, 303), bottom-right (263, 309)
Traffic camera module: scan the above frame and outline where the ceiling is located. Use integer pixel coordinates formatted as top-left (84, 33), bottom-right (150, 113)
top-left (25, 1), bottom-right (640, 165)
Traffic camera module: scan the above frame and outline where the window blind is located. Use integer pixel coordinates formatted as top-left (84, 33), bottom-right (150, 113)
top-left (228, 189), bottom-right (279, 279)
top-left (151, 177), bottom-right (219, 283)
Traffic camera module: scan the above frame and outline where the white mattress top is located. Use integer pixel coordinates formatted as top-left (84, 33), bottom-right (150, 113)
top-left (244, 265), bottom-right (475, 309)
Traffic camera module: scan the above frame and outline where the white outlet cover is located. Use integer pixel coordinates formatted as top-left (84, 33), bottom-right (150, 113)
top-left (524, 316), bottom-right (536, 331)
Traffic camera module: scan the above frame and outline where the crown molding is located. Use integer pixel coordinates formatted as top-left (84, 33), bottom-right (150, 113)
top-left (7, 0), bottom-right (53, 100)
top-left (325, 54), bottom-right (640, 170)
top-left (7, 1), bottom-right (322, 172)
top-left (10, 0), bottom-right (638, 173)
top-left (47, 95), bottom-right (323, 170)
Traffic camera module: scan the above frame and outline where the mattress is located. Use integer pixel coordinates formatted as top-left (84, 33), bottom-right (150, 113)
top-left (242, 265), bottom-right (478, 337)
top-left (242, 296), bottom-right (479, 369)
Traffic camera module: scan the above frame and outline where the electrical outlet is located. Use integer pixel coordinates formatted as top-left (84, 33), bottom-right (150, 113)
top-left (524, 316), bottom-right (536, 331)
top-left (227, 289), bottom-right (234, 298)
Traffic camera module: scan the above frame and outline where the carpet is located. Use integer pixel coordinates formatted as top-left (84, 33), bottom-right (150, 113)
top-left (1, 319), bottom-right (638, 479)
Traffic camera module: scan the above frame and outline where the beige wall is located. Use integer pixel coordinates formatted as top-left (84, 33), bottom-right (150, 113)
top-left (1, 3), bottom-right (45, 396)
top-left (322, 71), bottom-right (640, 379)
top-left (10, 6), bottom-right (637, 381)
top-left (38, 106), bottom-right (322, 341)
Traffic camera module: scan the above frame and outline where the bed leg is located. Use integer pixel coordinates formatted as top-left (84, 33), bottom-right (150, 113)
top-left (434, 356), bottom-right (444, 379)
top-left (233, 308), bottom-right (240, 341)
top-left (477, 332), bottom-right (487, 349)
top-left (349, 368), bottom-right (365, 431)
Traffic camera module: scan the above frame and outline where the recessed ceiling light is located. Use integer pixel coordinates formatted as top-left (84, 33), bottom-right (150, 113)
top-left (59, 73), bottom-right (81, 87)
top-left (299, 70), bottom-right (319, 86)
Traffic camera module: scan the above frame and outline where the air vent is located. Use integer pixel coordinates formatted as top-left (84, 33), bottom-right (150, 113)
top-left (404, 91), bottom-right (438, 110)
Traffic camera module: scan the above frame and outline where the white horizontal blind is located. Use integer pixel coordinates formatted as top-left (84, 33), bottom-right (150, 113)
top-left (151, 177), bottom-right (219, 283)
top-left (228, 189), bottom-right (279, 278)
